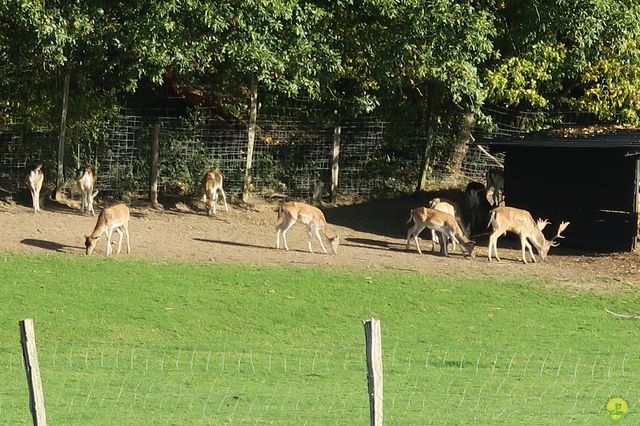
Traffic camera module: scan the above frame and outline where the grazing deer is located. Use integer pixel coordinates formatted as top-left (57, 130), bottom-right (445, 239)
top-left (202, 169), bottom-right (229, 215)
top-left (428, 198), bottom-right (470, 252)
top-left (84, 204), bottom-right (131, 256)
top-left (276, 201), bottom-right (339, 254)
top-left (406, 207), bottom-right (475, 257)
top-left (75, 167), bottom-right (98, 215)
top-left (487, 206), bottom-right (570, 264)
top-left (486, 167), bottom-right (505, 207)
top-left (25, 164), bottom-right (44, 213)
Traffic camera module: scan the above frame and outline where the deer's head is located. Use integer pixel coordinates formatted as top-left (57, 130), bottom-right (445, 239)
top-left (539, 221), bottom-right (570, 260)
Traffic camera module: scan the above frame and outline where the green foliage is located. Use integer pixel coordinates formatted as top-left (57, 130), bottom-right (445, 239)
top-left (4, 0), bottom-right (640, 188)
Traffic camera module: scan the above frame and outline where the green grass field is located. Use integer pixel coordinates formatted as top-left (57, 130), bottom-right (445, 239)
top-left (0, 253), bottom-right (638, 424)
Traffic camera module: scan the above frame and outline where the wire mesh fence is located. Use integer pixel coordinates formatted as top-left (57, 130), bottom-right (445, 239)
top-left (0, 112), bottom-right (502, 200)
top-left (1, 340), bottom-right (636, 424)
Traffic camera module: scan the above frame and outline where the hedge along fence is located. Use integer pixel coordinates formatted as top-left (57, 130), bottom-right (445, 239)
top-left (0, 112), bottom-right (500, 200)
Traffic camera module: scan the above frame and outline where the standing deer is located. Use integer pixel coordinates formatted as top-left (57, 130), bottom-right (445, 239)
top-left (406, 207), bottom-right (475, 257)
top-left (25, 164), bottom-right (44, 213)
top-left (276, 201), bottom-right (339, 254)
top-left (428, 198), bottom-right (470, 252)
top-left (202, 169), bottom-right (229, 215)
top-left (487, 206), bottom-right (570, 264)
top-left (75, 167), bottom-right (98, 215)
top-left (84, 204), bottom-right (131, 256)
top-left (486, 167), bottom-right (505, 207)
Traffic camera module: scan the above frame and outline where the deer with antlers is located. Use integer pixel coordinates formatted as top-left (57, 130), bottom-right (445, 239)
top-left (25, 164), bottom-right (44, 213)
top-left (276, 201), bottom-right (339, 254)
top-left (84, 204), bottom-right (131, 256)
top-left (75, 167), bottom-right (98, 215)
top-left (487, 206), bottom-right (570, 264)
top-left (406, 207), bottom-right (475, 257)
top-left (202, 169), bottom-right (229, 215)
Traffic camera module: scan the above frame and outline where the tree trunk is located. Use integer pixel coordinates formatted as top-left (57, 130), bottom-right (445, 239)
top-left (149, 123), bottom-right (160, 207)
top-left (330, 124), bottom-right (341, 203)
top-left (55, 72), bottom-right (70, 200)
top-left (243, 78), bottom-right (258, 202)
top-left (417, 83), bottom-right (438, 192)
top-left (447, 112), bottom-right (476, 179)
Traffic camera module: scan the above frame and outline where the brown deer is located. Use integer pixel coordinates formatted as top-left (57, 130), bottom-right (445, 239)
top-left (25, 164), bottom-right (44, 213)
top-left (276, 201), bottom-right (339, 254)
top-left (84, 204), bottom-right (131, 256)
top-left (428, 198), bottom-right (470, 252)
top-left (75, 167), bottom-right (98, 215)
top-left (487, 206), bottom-right (570, 264)
top-left (202, 169), bottom-right (229, 215)
top-left (406, 207), bottom-right (475, 257)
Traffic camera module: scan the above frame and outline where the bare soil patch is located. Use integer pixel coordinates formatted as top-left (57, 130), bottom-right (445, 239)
top-left (2, 191), bottom-right (639, 292)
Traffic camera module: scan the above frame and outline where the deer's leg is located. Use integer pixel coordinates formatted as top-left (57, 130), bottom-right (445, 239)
top-left (219, 188), bottom-right (229, 212)
top-left (212, 190), bottom-right (218, 215)
top-left (406, 225), bottom-right (417, 250)
top-left (106, 228), bottom-right (114, 256)
top-left (115, 228), bottom-right (124, 254)
top-left (276, 226), bottom-right (282, 249)
top-left (306, 229), bottom-right (315, 253)
top-left (124, 224), bottom-right (131, 254)
top-left (279, 219), bottom-right (295, 252)
top-left (430, 229), bottom-right (438, 252)
top-left (440, 231), bottom-right (450, 256)
top-left (524, 240), bottom-right (536, 263)
top-left (410, 225), bottom-right (426, 254)
top-left (313, 226), bottom-right (328, 254)
top-left (29, 188), bottom-right (36, 212)
top-left (519, 234), bottom-right (529, 264)
top-left (488, 232), bottom-right (501, 262)
top-left (206, 191), bottom-right (214, 216)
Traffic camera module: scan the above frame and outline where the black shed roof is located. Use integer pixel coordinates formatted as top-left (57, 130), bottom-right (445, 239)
top-left (479, 125), bottom-right (640, 149)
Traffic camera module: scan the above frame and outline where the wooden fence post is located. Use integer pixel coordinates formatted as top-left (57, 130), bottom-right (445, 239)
top-left (243, 78), bottom-right (258, 202)
top-left (364, 318), bottom-right (383, 426)
top-left (331, 125), bottom-right (341, 203)
top-left (19, 319), bottom-right (47, 425)
top-left (149, 123), bottom-right (160, 207)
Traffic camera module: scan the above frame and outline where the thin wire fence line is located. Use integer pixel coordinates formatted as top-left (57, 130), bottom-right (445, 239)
top-left (1, 342), bottom-right (635, 424)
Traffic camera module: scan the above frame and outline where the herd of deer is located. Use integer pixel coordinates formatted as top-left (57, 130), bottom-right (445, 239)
top-left (22, 164), bottom-right (569, 263)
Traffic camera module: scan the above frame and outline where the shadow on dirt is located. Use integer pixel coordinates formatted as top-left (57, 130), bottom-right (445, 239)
top-left (323, 190), bottom-right (586, 259)
top-left (20, 238), bottom-right (83, 253)
top-left (193, 237), bottom-right (272, 251)
top-left (324, 189), bottom-right (475, 240)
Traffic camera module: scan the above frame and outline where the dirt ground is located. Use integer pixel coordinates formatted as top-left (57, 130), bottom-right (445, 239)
top-left (2, 190), bottom-right (640, 292)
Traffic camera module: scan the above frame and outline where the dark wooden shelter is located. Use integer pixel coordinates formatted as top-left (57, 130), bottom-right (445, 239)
top-left (482, 126), bottom-right (640, 252)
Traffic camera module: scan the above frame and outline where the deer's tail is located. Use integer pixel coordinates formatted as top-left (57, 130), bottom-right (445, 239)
top-left (487, 210), bottom-right (496, 229)
top-left (406, 209), bottom-right (414, 225)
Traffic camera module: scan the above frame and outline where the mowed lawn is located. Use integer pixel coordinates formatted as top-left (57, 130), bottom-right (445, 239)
top-left (0, 253), bottom-right (638, 424)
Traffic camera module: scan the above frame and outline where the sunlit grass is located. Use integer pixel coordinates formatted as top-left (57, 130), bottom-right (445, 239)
top-left (0, 253), bottom-right (638, 424)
